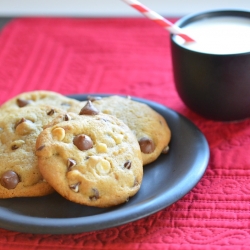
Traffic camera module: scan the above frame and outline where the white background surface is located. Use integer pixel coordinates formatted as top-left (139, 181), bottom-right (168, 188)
top-left (0, 0), bottom-right (250, 17)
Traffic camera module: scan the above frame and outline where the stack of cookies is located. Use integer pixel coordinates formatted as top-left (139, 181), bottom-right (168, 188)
top-left (0, 91), bottom-right (171, 207)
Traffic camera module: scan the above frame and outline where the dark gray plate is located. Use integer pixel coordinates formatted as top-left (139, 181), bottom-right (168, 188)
top-left (0, 94), bottom-right (209, 234)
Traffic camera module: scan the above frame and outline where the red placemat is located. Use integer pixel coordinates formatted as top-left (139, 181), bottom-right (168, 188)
top-left (0, 17), bottom-right (250, 250)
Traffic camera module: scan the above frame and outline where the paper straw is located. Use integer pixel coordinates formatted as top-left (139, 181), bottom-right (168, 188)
top-left (121, 0), bottom-right (195, 42)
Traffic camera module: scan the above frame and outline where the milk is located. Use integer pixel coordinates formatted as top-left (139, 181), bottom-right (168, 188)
top-left (173, 16), bottom-right (250, 54)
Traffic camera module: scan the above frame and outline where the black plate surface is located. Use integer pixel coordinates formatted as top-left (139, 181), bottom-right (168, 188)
top-left (0, 94), bottom-right (209, 234)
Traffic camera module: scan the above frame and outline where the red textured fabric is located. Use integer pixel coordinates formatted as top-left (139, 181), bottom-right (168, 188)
top-left (0, 17), bottom-right (250, 250)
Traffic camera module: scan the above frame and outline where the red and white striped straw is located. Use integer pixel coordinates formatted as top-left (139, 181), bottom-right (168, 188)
top-left (122, 0), bottom-right (195, 42)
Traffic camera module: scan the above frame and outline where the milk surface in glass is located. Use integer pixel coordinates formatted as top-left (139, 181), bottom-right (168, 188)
top-left (173, 16), bottom-right (250, 54)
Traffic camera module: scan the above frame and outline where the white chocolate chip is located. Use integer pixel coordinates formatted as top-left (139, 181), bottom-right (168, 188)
top-left (52, 127), bottom-right (65, 141)
top-left (87, 156), bottom-right (111, 175)
top-left (15, 120), bottom-right (36, 135)
top-left (113, 134), bottom-right (123, 144)
top-left (95, 159), bottom-right (111, 175)
top-left (102, 109), bottom-right (111, 114)
top-left (87, 156), bottom-right (98, 168)
top-left (96, 142), bottom-right (108, 153)
top-left (67, 169), bottom-right (81, 179)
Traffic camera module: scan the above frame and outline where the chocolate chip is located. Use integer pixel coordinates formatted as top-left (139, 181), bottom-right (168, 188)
top-left (37, 145), bottom-right (45, 151)
top-left (162, 146), bottom-right (170, 154)
top-left (89, 188), bottom-right (99, 200)
top-left (87, 95), bottom-right (102, 102)
top-left (15, 118), bottom-right (27, 128)
top-left (11, 145), bottom-right (19, 150)
top-left (0, 170), bottom-right (20, 189)
top-left (67, 158), bottom-right (76, 170)
top-left (134, 178), bottom-right (139, 187)
top-left (16, 98), bottom-right (32, 107)
top-left (69, 183), bottom-right (80, 192)
top-left (73, 134), bottom-right (93, 151)
top-left (124, 160), bottom-right (132, 169)
top-left (79, 101), bottom-right (99, 115)
top-left (47, 109), bottom-right (55, 116)
top-left (138, 137), bottom-right (155, 154)
top-left (64, 114), bottom-right (71, 121)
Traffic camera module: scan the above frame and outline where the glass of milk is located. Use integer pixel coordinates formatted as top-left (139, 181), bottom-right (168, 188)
top-left (170, 9), bottom-right (250, 121)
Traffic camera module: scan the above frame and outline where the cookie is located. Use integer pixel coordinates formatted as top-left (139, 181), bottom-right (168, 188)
top-left (87, 95), bottom-right (171, 165)
top-left (0, 90), bottom-right (82, 113)
top-left (35, 107), bottom-right (143, 207)
top-left (0, 105), bottom-right (66, 198)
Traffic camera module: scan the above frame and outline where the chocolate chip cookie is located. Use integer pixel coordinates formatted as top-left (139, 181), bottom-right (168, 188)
top-left (0, 90), bottom-right (82, 113)
top-left (0, 105), bottom-right (66, 198)
top-left (87, 95), bottom-right (171, 165)
top-left (36, 107), bottom-right (143, 207)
